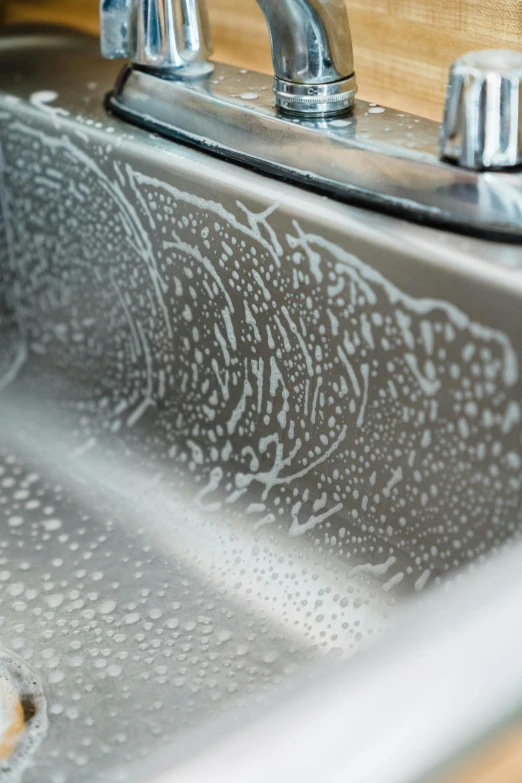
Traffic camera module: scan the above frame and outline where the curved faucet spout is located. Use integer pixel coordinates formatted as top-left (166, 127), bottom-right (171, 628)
top-left (256, 0), bottom-right (357, 116)
top-left (256, 0), bottom-right (354, 85)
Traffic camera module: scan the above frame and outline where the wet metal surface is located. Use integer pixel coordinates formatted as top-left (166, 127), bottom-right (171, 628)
top-left (0, 30), bottom-right (521, 783)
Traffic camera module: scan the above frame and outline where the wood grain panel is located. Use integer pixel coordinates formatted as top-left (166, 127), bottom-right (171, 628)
top-left (444, 722), bottom-right (522, 783)
top-left (4, 0), bottom-right (522, 118)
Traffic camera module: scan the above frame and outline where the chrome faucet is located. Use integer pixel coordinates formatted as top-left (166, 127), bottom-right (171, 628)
top-left (256, 0), bottom-right (357, 115)
top-left (101, 0), bottom-right (357, 115)
top-left (100, 0), bottom-right (522, 238)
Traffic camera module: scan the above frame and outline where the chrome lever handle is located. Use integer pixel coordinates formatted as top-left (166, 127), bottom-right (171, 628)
top-left (441, 49), bottom-right (522, 170)
top-left (100, 0), bottom-right (213, 75)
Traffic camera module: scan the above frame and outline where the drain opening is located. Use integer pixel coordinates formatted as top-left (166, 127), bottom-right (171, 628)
top-left (0, 652), bottom-right (48, 780)
top-left (20, 694), bottom-right (37, 724)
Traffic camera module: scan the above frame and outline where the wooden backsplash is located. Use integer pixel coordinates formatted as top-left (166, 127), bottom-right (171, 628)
top-left (4, 0), bottom-right (522, 118)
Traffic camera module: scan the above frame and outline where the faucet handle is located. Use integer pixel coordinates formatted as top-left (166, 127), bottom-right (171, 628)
top-left (100, 0), bottom-right (213, 75)
top-left (100, 0), bottom-right (130, 60)
top-left (441, 49), bottom-right (522, 170)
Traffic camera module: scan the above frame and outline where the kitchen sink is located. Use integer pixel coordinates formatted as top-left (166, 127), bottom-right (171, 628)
top-left (0, 27), bottom-right (521, 783)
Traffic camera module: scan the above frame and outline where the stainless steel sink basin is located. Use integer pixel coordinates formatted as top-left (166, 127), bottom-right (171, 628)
top-left (0, 28), bottom-right (521, 783)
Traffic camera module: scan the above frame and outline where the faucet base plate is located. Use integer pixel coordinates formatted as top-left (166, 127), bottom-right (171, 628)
top-left (107, 62), bottom-right (522, 242)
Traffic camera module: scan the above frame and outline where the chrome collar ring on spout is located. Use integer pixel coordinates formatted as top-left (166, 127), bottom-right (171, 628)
top-left (256, 0), bottom-right (357, 116)
top-left (273, 74), bottom-right (357, 115)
